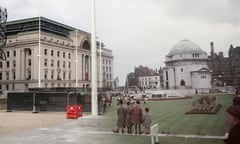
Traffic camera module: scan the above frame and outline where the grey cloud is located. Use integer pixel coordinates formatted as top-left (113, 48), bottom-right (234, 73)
top-left (149, 0), bottom-right (240, 25)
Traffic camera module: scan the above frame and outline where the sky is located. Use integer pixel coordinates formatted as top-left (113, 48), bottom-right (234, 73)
top-left (1, 0), bottom-right (240, 86)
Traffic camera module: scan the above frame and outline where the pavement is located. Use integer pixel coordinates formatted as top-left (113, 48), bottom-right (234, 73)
top-left (0, 115), bottom-right (113, 144)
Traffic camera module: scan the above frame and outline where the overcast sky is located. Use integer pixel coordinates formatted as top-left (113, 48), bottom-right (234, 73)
top-left (1, 0), bottom-right (240, 86)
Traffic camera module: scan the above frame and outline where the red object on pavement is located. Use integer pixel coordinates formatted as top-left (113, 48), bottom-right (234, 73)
top-left (66, 105), bottom-right (83, 119)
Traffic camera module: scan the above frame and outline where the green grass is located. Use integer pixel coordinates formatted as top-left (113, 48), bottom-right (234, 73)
top-left (100, 94), bottom-right (234, 144)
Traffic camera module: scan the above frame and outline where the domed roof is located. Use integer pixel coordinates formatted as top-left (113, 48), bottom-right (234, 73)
top-left (167, 40), bottom-right (205, 56)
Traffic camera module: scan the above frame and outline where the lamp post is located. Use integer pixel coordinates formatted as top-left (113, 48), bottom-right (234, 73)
top-left (91, 0), bottom-right (98, 116)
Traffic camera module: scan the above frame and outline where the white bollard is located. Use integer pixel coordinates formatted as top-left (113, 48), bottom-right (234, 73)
top-left (150, 123), bottom-right (159, 144)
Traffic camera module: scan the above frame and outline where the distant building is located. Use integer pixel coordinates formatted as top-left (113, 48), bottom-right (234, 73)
top-left (138, 75), bottom-right (161, 89)
top-left (208, 42), bottom-right (240, 87)
top-left (163, 40), bottom-right (211, 89)
top-left (0, 17), bottom-right (113, 94)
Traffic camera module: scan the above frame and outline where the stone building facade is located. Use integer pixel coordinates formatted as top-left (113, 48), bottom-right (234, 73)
top-left (163, 40), bottom-right (211, 89)
top-left (0, 17), bottom-right (113, 93)
top-left (208, 42), bottom-right (240, 88)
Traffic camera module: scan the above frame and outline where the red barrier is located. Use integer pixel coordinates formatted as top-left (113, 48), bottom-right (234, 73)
top-left (66, 105), bottom-right (83, 119)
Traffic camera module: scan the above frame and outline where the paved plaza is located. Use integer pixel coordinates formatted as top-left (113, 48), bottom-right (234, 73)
top-left (0, 115), bottom-right (112, 144)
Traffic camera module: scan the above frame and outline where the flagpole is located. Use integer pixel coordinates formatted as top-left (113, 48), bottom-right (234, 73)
top-left (91, 0), bottom-right (98, 116)
top-left (75, 30), bottom-right (78, 88)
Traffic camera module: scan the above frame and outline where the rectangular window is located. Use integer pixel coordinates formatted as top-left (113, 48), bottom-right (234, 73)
top-left (28, 59), bottom-right (31, 66)
top-left (28, 71), bottom-right (31, 80)
top-left (57, 51), bottom-right (60, 57)
top-left (44, 49), bottom-right (47, 55)
top-left (51, 59), bottom-right (54, 67)
top-left (13, 72), bottom-right (16, 80)
top-left (44, 71), bottom-right (47, 79)
top-left (0, 62), bottom-right (2, 68)
top-left (6, 61), bottom-right (9, 68)
top-left (63, 52), bottom-right (65, 58)
top-left (51, 50), bottom-right (54, 56)
top-left (6, 51), bottom-right (10, 57)
top-left (69, 72), bottom-right (71, 80)
top-left (0, 72), bottom-right (2, 80)
top-left (51, 71), bottom-right (54, 79)
top-left (44, 59), bottom-right (48, 66)
top-left (63, 61), bottom-right (65, 68)
top-left (13, 50), bottom-right (16, 57)
top-left (68, 62), bottom-right (71, 68)
top-left (63, 71), bottom-right (66, 80)
top-left (68, 53), bottom-right (71, 59)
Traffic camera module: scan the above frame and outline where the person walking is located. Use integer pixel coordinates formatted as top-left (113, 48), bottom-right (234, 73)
top-left (142, 107), bottom-right (151, 134)
top-left (224, 105), bottom-right (240, 144)
top-left (131, 100), bottom-right (143, 134)
top-left (115, 100), bottom-right (127, 134)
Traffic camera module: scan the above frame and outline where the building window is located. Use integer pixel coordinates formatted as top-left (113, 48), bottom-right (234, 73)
top-left (180, 79), bottom-right (185, 86)
top-left (68, 53), bottom-right (71, 59)
top-left (57, 72), bottom-right (61, 80)
top-left (0, 62), bottom-right (2, 68)
top-left (68, 62), bottom-right (71, 68)
top-left (13, 60), bottom-right (16, 67)
top-left (44, 59), bottom-right (48, 66)
top-left (6, 61), bottom-right (9, 68)
top-left (63, 61), bottom-right (65, 68)
top-left (57, 51), bottom-right (60, 57)
top-left (13, 50), bottom-right (16, 57)
top-left (6, 84), bottom-right (9, 90)
top-left (51, 50), bottom-right (54, 56)
top-left (13, 72), bottom-right (16, 80)
top-left (0, 72), bottom-right (2, 80)
top-left (51, 71), bottom-right (54, 79)
top-left (51, 59), bottom-right (54, 67)
top-left (44, 49), bottom-right (47, 55)
top-left (63, 71), bottom-right (66, 80)
top-left (28, 49), bottom-right (32, 55)
top-left (63, 52), bottom-right (65, 58)
top-left (181, 68), bottom-right (183, 72)
top-left (6, 51), bottom-right (9, 57)
top-left (27, 71), bottom-right (31, 80)
top-left (69, 71), bottom-right (71, 80)
top-left (44, 71), bottom-right (48, 79)
top-left (28, 59), bottom-right (31, 66)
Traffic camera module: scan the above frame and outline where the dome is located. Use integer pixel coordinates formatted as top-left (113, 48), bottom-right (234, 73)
top-left (167, 40), bottom-right (205, 56)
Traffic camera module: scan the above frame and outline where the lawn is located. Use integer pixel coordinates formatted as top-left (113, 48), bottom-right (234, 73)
top-left (99, 93), bottom-right (234, 144)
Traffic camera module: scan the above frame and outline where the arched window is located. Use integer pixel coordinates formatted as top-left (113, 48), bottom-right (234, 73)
top-left (82, 41), bottom-right (90, 50)
top-left (180, 79), bottom-right (185, 86)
